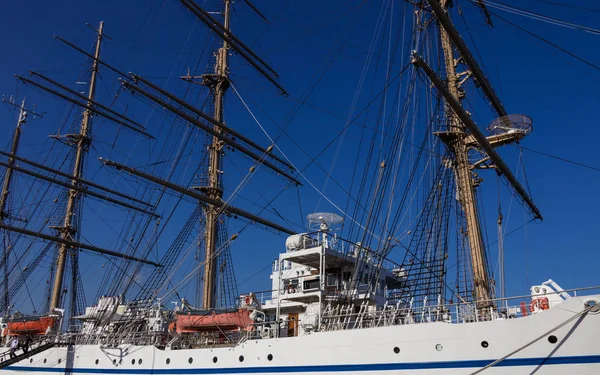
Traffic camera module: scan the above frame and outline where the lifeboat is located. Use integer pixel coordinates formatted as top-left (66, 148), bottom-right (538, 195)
top-left (3, 315), bottom-right (56, 336)
top-left (175, 308), bottom-right (254, 333)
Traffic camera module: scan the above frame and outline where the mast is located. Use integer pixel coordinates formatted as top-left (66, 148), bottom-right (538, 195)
top-left (0, 99), bottom-right (28, 314)
top-left (436, 1), bottom-right (492, 306)
top-left (49, 22), bottom-right (104, 312)
top-left (202, 0), bottom-right (231, 310)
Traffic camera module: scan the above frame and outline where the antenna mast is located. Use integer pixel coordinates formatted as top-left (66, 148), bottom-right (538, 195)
top-left (201, 0), bottom-right (231, 310)
top-left (436, 1), bottom-right (492, 307)
top-left (49, 21), bottom-right (104, 312)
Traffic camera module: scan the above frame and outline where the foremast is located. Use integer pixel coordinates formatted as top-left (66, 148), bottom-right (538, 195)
top-left (412, 0), bottom-right (542, 309)
top-left (436, 0), bottom-right (491, 306)
top-left (49, 22), bottom-right (104, 312)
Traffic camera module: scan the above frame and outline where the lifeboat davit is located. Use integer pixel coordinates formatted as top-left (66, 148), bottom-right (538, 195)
top-left (3, 316), bottom-right (56, 336)
top-left (175, 308), bottom-right (253, 333)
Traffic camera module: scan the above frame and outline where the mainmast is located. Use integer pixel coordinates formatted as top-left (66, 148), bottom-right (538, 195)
top-left (49, 22), bottom-right (104, 312)
top-left (436, 0), bottom-right (491, 306)
top-left (0, 99), bottom-right (29, 314)
top-left (201, 0), bottom-right (231, 310)
top-left (104, 0), bottom-right (291, 309)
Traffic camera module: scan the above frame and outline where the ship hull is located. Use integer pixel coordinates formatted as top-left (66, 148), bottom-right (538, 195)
top-left (2, 295), bottom-right (599, 374)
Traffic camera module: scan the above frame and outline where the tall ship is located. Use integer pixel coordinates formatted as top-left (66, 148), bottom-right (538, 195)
top-left (0, 0), bottom-right (598, 374)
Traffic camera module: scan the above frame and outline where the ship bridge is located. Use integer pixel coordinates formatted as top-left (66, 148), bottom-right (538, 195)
top-left (261, 213), bottom-right (407, 338)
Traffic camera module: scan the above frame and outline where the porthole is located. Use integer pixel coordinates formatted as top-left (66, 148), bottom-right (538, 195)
top-left (189, 357), bottom-right (193, 364)
top-left (58, 359), bottom-right (62, 364)
top-left (548, 335), bottom-right (558, 344)
top-left (435, 344), bottom-right (443, 351)
top-left (481, 341), bottom-right (489, 348)
top-left (113, 359), bottom-right (117, 364)
top-left (44, 359), bottom-right (47, 364)
top-left (131, 359), bottom-right (135, 365)
top-left (138, 359), bottom-right (143, 365)
top-left (30, 359), bottom-right (33, 363)
top-left (95, 359), bottom-right (99, 365)
top-left (267, 354), bottom-right (273, 361)
top-left (213, 356), bottom-right (218, 363)
top-left (166, 358), bottom-right (170, 365)
top-left (393, 347), bottom-right (400, 354)
top-left (239, 355), bottom-right (245, 362)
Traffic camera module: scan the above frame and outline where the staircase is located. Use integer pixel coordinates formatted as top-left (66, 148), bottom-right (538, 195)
top-left (0, 342), bottom-right (55, 369)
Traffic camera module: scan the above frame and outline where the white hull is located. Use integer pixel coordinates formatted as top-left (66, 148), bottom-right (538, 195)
top-left (2, 295), bottom-right (599, 374)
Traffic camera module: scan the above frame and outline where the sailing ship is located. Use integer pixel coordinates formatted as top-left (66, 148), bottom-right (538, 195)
top-left (0, 0), bottom-right (598, 373)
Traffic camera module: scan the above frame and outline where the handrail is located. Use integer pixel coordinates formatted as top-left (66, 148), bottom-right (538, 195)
top-left (457, 284), bottom-right (600, 308)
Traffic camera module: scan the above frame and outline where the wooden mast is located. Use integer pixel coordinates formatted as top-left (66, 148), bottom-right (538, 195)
top-left (0, 99), bottom-right (28, 313)
top-left (49, 22), bottom-right (104, 312)
top-left (436, 1), bottom-right (492, 306)
top-left (202, 0), bottom-right (231, 310)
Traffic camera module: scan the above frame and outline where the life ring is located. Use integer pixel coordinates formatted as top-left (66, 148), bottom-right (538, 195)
top-left (529, 297), bottom-right (549, 312)
top-left (245, 296), bottom-right (251, 305)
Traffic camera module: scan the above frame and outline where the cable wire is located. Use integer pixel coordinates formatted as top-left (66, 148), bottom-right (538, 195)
top-left (487, 10), bottom-right (600, 73)
top-left (519, 145), bottom-right (600, 173)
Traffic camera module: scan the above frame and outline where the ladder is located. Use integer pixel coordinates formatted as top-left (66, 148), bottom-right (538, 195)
top-left (0, 342), bottom-right (56, 369)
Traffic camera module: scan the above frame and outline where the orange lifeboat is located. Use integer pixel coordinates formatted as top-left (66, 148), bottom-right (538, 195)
top-left (175, 308), bottom-right (254, 333)
top-left (3, 316), bottom-right (56, 336)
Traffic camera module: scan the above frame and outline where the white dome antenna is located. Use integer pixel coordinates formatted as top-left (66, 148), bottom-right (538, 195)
top-left (306, 212), bottom-right (343, 232)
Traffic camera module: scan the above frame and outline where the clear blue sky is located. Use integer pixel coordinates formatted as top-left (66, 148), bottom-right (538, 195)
top-left (0, 0), bottom-right (599, 313)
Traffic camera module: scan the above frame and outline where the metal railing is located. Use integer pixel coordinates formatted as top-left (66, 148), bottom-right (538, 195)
top-left (4, 286), bottom-right (595, 352)
top-left (319, 285), bottom-right (600, 332)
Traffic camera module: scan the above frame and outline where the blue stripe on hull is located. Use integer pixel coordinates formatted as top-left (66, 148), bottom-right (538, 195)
top-left (5, 355), bottom-right (600, 373)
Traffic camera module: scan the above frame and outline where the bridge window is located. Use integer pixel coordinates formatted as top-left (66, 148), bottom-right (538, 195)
top-left (303, 278), bottom-right (320, 290)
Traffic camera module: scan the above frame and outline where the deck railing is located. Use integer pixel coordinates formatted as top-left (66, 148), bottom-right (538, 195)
top-left (11, 285), bottom-right (596, 350)
top-left (319, 285), bottom-right (600, 332)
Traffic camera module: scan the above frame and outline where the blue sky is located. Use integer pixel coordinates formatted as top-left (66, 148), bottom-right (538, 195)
top-left (0, 0), bottom-right (599, 313)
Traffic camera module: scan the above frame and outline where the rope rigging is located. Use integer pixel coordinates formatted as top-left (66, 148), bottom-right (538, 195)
top-left (472, 0), bottom-right (600, 36)
top-left (484, 8), bottom-right (600, 73)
